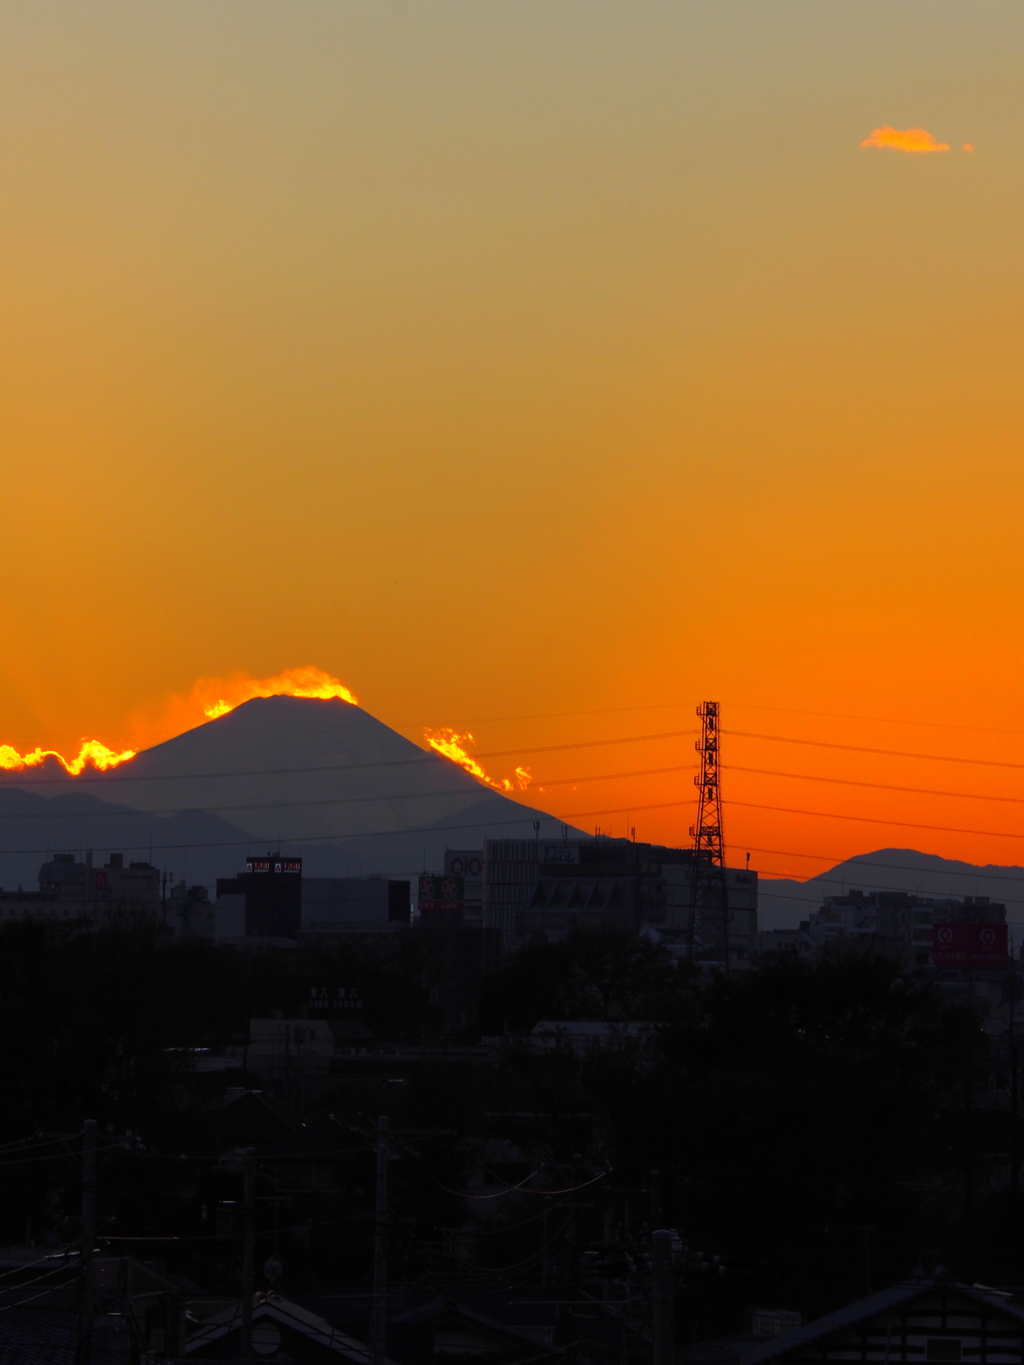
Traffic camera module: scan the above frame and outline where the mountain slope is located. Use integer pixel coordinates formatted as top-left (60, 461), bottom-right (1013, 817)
top-left (0, 786), bottom-right (294, 891)
top-left (0, 698), bottom-right (576, 881)
top-left (760, 847), bottom-right (1024, 931)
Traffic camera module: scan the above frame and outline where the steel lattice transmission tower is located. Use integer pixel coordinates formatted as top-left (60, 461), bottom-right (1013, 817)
top-left (686, 701), bottom-right (731, 969)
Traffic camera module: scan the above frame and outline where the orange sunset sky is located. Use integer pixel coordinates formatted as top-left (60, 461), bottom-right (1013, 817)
top-left (2, 2), bottom-right (1023, 884)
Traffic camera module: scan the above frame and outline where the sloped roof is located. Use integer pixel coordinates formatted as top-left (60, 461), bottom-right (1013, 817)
top-left (742, 1280), bottom-right (1024, 1365)
top-left (0, 1308), bottom-right (75, 1365)
top-left (391, 1295), bottom-right (558, 1350)
top-left (184, 1291), bottom-right (394, 1361)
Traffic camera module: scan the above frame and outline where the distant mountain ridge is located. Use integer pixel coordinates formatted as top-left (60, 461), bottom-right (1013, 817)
top-left (5, 703), bottom-right (1018, 922)
top-left (760, 848), bottom-right (1024, 932)
top-left (0, 697), bottom-right (577, 886)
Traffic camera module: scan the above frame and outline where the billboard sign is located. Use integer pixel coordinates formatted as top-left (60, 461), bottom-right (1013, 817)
top-left (246, 858), bottom-right (302, 875)
top-left (309, 986), bottom-right (362, 1013)
top-left (447, 855), bottom-right (482, 878)
top-left (542, 841), bottom-right (579, 865)
top-left (931, 921), bottom-right (1007, 967)
top-left (418, 874), bottom-right (464, 912)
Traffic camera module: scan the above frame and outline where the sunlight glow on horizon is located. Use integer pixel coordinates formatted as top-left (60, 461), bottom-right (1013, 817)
top-left (0, 2), bottom-right (1019, 879)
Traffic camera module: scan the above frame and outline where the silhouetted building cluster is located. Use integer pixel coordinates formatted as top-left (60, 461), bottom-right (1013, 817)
top-left (479, 835), bottom-right (758, 964)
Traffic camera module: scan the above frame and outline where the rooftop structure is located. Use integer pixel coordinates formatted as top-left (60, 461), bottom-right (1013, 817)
top-left (482, 835), bottom-right (757, 964)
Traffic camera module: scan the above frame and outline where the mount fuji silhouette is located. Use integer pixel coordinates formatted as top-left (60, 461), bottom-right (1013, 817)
top-left (0, 698), bottom-right (577, 888)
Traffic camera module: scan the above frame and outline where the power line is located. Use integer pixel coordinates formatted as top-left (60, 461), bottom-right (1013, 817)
top-left (0, 787), bottom-right (1021, 861)
top-left (727, 730), bottom-right (1024, 771)
top-left (533, 764), bottom-right (696, 789)
top-left (0, 1140), bottom-right (125, 1170)
top-left (0, 1283), bottom-right (67, 1313)
top-left (396, 842), bottom-right (1024, 908)
top-left (450, 699), bottom-right (1024, 739)
top-left (0, 728), bottom-right (699, 789)
top-left (724, 701), bottom-right (1024, 739)
top-left (531, 797), bottom-right (1024, 843)
top-left (725, 799), bottom-right (1024, 842)
top-left (0, 1249), bottom-right (74, 1280)
top-left (0, 785), bottom-right (507, 822)
top-left (755, 883), bottom-right (1024, 908)
top-left (740, 846), bottom-right (1024, 884)
top-left (2, 755), bottom-right (1019, 826)
top-left (0, 809), bottom-right (576, 859)
top-left (14, 697), bottom-right (1018, 750)
top-left (725, 765), bottom-right (1024, 806)
top-left (0, 1261), bottom-right (76, 1294)
top-left (736, 844), bottom-right (1024, 905)
top-left (6, 722), bottom-right (1020, 805)
top-left (459, 703), bottom-right (692, 723)
top-left (0, 766), bottom-right (703, 822)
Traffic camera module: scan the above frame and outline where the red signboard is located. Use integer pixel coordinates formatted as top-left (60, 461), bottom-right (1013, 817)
top-left (418, 874), bottom-right (464, 914)
top-left (246, 858), bottom-right (301, 875)
top-left (931, 922), bottom-right (1007, 967)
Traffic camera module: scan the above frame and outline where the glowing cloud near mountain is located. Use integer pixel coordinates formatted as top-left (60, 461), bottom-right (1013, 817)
top-left (424, 727), bottom-right (531, 793)
top-left (0, 667), bottom-right (360, 776)
top-left (860, 126), bottom-right (950, 153)
top-left (197, 666), bottom-right (358, 719)
top-left (123, 665), bottom-right (361, 752)
top-left (0, 739), bottom-right (136, 775)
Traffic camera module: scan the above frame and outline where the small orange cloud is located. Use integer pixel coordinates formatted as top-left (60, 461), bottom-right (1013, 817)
top-left (860, 126), bottom-right (950, 154)
top-left (964, 143), bottom-right (974, 153)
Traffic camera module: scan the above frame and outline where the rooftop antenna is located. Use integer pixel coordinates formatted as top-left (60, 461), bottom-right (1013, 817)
top-left (687, 701), bottom-right (730, 972)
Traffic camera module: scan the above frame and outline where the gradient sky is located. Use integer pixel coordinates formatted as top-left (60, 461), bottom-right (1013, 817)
top-left (2, 1), bottom-right (1023, 880)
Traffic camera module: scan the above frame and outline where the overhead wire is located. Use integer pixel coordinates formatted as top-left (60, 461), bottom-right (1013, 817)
top-left (0, 1248), bottom-right (74, 1280)
top-left (1, 712), bottom-right (1022, 882)
top-left (6, 752), bottom-right (1023, 827)
top-left (505, 796), bottom-right (1024, 844)
top-left (0, 808), bottom-right (580, 858)
top-left (754, 884), bottom-right (1024, 908)
top-left (724, 701), bottom-right (1024, 738)
top-left (0, 1140), bottom-right (126, 1169)
top-left (0, 765), bottom-right (702, 822)
top-left (0, 785), bottom-right (1021, 861)
top-left (726, 799), bottom-right (1024, 842)
top-left (740, 845), bottom-right (1024, 882)
top-left (0, 785), bottom-right (527, 822)
top-left (0, 729), bottom-right (700, 790)
top-left (429, 1168), bottom-right (608, 1201)
top-left (726, 730), bottom-right (1024, 771)
top-left (447, 698), bottom-right (1024, 737)
top-left (0, 1133), bottom-right (83, 1154)
top-left (0, 1283), bottom-right (67, 1313)
top-left (724, 765), bottom-right (1024, 806)
top-left (0, 1260), bottom-right (78, 1295)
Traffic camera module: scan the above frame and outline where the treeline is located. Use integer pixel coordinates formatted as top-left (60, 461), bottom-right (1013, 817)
top-left (0, 920), bottom-right (1014, 1330)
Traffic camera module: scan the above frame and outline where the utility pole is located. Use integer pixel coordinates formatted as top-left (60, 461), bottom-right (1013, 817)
top-left (651, 1229), bottom-right (674, 1365)
top-left (542, 1196), bottom-right (553, 1287)
top-left (241, 1149), bottom-right (255, 1361)
top-left (77, 1119), bottom-right (97, 1365)
top-left (1011, 957), bottom-right (1021, 1224)
top-left (687, 702), bottom-right (730, 971)
top-left (371, 1116), bottom-right (389, 1365)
